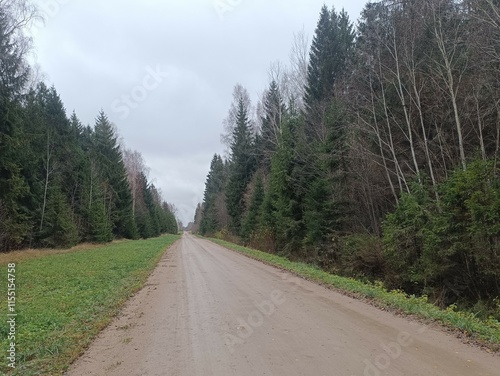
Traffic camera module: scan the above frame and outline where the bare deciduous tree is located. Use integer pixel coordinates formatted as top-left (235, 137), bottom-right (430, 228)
top-left (123, 148), bottom-right (148, 216)
top-left (220, 84), bottom-right (254, 155)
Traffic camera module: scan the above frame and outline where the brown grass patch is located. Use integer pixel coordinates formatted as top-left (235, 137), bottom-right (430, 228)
top-left (0, 241), bottom-right (128, 265)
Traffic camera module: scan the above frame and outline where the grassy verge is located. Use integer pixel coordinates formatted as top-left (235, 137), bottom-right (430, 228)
top-left (0, 235), bottom-right (180, 375)
top-left (208, 238), bottom-right (500, 351)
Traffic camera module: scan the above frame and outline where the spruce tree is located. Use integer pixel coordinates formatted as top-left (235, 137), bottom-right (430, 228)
top-left (304, 6), bottom-right (354, 111)
top-left (162, 202), bottom-right (178, 234)
top-left (0, 4), bottom-right (31, 102)
top-left (93, 111), bottom-right (138, 239)
top-left (72, 121), bottom-right (113, 243)
top-left (304, 5), bottom-right (335, 109)
top-left (0, 6), bottom-right (32, 250)
top-left (20, 83), bottom-right (83, 247)
top-left (132, 172), bottom-right (174, 239)
top-left (87, 173), bottom-right (113, 243)
top-left (262, 114), bottom-right (306, 253)
top-left (241, 173), bottom-right (265, 242)
top-left (0, 99), bottom-right (30, 250)
top-left (226, 97), bottom-right (256, 234)
top-left (144, 183), bottom-right (161, 237)
top-left (300, 6), bottom-right (355, 244)
top-left (39, 183), bottom-right (79, 248)
top-left (200, 154), bottom-right (225, 235)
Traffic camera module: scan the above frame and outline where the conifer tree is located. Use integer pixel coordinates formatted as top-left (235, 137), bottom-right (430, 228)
top-left (304, 5), bottom-right (335, 109)
top-left (300, 6), bottom-right (355, 243)
top-left (226, 97), bottom-right (256, 234)
top-left (200, 154), bottom-right (225, 235)
top-left (93, 111), bottom-right (138, 239)
top-left (0, 3), bottom-right (32, 250)
top-left (262, 114), bottom-right (306, 253)
top-left (162, 202), bottom-right (178, 234)
top-left (241, 173), bottom-right (265, 242)
top-left (0, 99), bottom-right (29, 250)
top-left (305, 6), bottom-right (354, 111)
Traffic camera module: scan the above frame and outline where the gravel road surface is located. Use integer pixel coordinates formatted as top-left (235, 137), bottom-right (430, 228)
top-left (66, 232), bottom-right (500, 376)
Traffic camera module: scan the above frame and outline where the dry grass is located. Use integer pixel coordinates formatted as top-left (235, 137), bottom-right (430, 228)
top-left (0, 240), bottom-right (128, 265)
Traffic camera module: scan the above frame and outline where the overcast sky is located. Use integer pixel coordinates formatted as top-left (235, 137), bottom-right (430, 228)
top-left (28, 0), bottom-right (368, 225)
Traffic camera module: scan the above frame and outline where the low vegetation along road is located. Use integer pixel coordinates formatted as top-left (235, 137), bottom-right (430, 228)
top-left (67, 233), bottom-right (500, 376)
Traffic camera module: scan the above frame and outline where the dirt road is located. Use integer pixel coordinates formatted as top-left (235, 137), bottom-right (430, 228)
top-left (67, 233), bottom-right (500, 376)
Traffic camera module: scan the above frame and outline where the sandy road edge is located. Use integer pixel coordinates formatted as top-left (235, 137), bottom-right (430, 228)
top-left (64, 238), bottom-right (182, 375)
top-left (199, 236), bottom-right (499, 355)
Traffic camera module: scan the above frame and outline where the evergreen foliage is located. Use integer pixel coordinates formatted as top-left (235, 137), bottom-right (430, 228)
top-left (383, 160), bottom-right (500, 306)
top-left (241, 173), bottom-right (264, 242)
top-left (226, 97), bottom-right (256, 234)
top-left (93, 111), bottom-right (138, 239)
top-left (200, 154), bottom-right (225, 235)
top-left (196, 1), bottom-right (500, 311)
top-left (0, 3), bottom-right (178, 250)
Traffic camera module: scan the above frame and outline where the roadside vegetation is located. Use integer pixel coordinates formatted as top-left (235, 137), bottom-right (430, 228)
top-left (192, 0), bottom-right (500, 330)
top-left (0, 235), bottom-right (179, 375)
top-left (208, 238), bottom-right (500, 352)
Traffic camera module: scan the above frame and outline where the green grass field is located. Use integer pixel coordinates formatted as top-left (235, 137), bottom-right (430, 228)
top-left (208, 238), bottom-right (500, 352)
top-left (0, 235), bottom-right (180, 375)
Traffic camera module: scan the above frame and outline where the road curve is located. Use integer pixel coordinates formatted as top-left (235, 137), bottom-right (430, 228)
top-left (67, 232), bottom-right (500, 376)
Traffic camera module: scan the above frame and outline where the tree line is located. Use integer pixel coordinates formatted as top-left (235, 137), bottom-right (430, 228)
top-left (194, 0), bottom-right (500, 314)
top-left (0, 0), bottom-right (178, 251)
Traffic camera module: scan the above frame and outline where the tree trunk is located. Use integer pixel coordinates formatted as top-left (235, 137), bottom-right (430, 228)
top-left (391, 27), bottom-right (421, 179)
top-left (40, 133), bottom-right (52, 232)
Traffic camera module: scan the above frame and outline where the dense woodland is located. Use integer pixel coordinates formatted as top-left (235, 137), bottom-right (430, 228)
top-left (0, 0), bottom-right (178, 251)
top-left (194, 0), bottom-right (500, 314)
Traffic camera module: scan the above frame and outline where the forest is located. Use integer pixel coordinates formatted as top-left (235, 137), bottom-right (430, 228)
top-left (0, 0), bottom-right (178, 251)
top-left (193, 0), bottom-right (500, 315)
